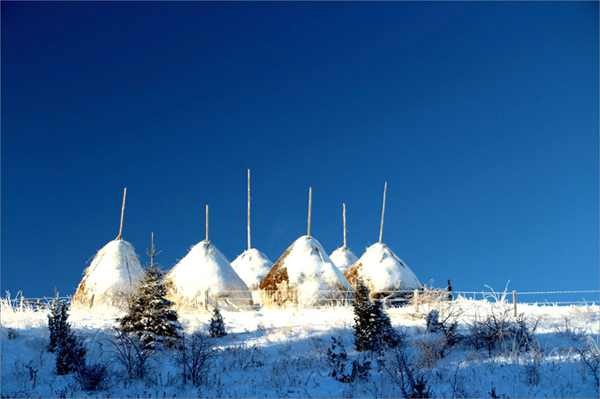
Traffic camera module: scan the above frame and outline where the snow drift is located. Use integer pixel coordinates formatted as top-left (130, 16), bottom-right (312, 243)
top-left (231, 248), bottom-right (273, 290)
top-left (329, 247), bottom-right (359, 272)
top-left (259, 235), bottom-right (353, 307)
top-left (72, 239), bottom-right (144, 311)
top-left (164, 241), bottom-right (253, 312)
top-left (344, 243), bottom-right (421, 297)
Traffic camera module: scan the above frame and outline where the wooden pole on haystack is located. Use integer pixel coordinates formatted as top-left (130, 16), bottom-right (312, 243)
top-left (307, 187), bottom-right (312, 238)
top-left (205, 205), bottom-right (209, 243)
top-left (117, 187), bottom-right (127, 240)
top-left (379, 182), bottom-right (387, 245)
top-left (343, 203), bottom-right (347, 249)
top-left (247, 169), bottom-right (251, 251)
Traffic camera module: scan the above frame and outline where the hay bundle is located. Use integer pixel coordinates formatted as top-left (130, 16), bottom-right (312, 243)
top-left (231, 248), bottom-right (273, 290)
top-left (344, 242), bottom-right (421, 298)
top-left (72, 239), bottom-right (144, 311)
top-left (259, 235), bottom-right (353, 307)
top-left (164, 241), bottom-right (253, 312)
top-left (329, 246), bottom-right (359, 272)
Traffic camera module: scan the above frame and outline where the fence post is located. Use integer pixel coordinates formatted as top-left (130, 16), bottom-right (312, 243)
top-left (36, 299), bottom-right (41, 311)
top-left (512, 290), bottom-right (517, 317)
top-left (20, 296), bottom-right (24, 311)
top-left (414, 289), bottom-right (419, 313)
top-left (204, 290), bottom-right (208, 312)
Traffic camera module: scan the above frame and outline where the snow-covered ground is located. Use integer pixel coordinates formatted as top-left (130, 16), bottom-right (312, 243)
top-left (1, 297), bottom-right (598, 398)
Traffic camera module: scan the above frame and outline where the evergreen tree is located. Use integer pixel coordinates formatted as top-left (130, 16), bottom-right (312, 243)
top-left (353, 279), bottom-right (373, 352)
top-left (48, 301), bottom-right (86, 375)
top-left (48, 296), bottom-right (61, 353)
top-left (353, 279), bottom-right (399, 352)
top-left (119, 234), bottom-right (181, 349)
top-left (119, 263), bottom-right (181, 349)
top-left (370, 299), bottom-right (399, 351)
top-left (209, 305), bottom-right (227, 338)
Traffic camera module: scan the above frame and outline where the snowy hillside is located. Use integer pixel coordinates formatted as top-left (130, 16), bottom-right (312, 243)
top-left (1, 294), bottom-right (599, 398)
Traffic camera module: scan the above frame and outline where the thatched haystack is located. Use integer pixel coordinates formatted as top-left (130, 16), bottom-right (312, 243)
top-left (231, 249), bottom-right (273, 290)
top-left (72, 239), bottom-right (144, 311)
top-left (259, 235), bottom-right (353, 307)
top-left (164, 241), bottom-right (253, 312)
top-left (344, 242), bottom-right (421, 299)
top-left (329, 247), bottom-right (358, 272)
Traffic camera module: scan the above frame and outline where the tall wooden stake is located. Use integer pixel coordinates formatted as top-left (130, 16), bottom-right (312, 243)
top-left (247, 169), bottom-right (251, 251)
top-left (205, 204), bottom-right (209, 243)
top-left (379, 182), bottom-right (387, 244)
top-left (343, 203), bottom-right (347, 248)
top-left (117, 187), bottom-right (127, 240)
top-left (307, 187), bottom-right (312, 238)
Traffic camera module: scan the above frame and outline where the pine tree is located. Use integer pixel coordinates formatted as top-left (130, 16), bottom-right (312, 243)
top-left (353, 279), bottom-right (399, 352)
top-left (48, 296), bottom-right (61, 353)
top-left (119, 235), bottom-right (181, 349)
top-left (48, 301), bottom-right (86, 375)
top-left (119, 263), bottom-right (181, 349)
top-left (353, 279), bottom-right (373, 352)
top-left (370, 299), bottom-right (399, 351)
top-left (209, 305), bottom-right (226, 338)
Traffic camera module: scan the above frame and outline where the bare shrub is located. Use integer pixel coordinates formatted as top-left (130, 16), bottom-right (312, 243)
top-left (378, 342), bottom-right (434, 398)
top-left (553, 317), bottom-right (586, 342)
top-left (176, 331), bottom-right (215, 386)
top-left (74, 363), bottom-right (110, 391)
top-left (523, 343), bottom-right (543, 386)
top-left (576, 335), bottom-right (600, 386)
top-left (413, 333), bottom-right (447, 368)
top-left (109, 330), bottom-right (154, 380)
top-left (467, 308), bottom-right (541, 355)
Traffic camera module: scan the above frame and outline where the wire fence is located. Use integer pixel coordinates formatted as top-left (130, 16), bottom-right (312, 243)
top-left (3, 289), bottom-right (599, 312)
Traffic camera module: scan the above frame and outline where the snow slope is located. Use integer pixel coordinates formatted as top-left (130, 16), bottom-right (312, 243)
top-left (1, 297), bottom-right (599, 398)
top-left (260, 236), bottom-right (353, 307)
top-left (165, 241), bottom-right (253, 311)
top-left (329, 246), bottom-right (358, 272)
top-left (72, 239), bottom-right (144, 311)
top-left (344, 242), bottom-right (421, 293)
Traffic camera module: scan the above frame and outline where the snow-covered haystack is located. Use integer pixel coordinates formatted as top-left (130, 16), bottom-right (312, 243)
top-left (329, 203), bottom-right (358, 272)
top-left (164, 241), bottom-right (253, 312)
top-left (72, 239), bottom-right (144, 311)
top-left (344, 242), bottom-right (421, 298)
top-left (231, 249), bottom-right (273, 290)
top-left (329, 247), bottom-right (358, 272)
top-left (259, 235), bottom-right (353, 307)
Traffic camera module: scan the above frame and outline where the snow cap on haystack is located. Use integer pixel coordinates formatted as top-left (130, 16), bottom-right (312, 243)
top-left (165, 240), bottom-right (253, 312)
top-left (329, 247), bottom-right (358, 272)
top-left (259, 235), bottom-right (352, 307)
top-left (344, 242), bottom-right (421, 295)
top-left (231, 249), bottom-right (273, 290)
top-left (72, 239), bottom-right (144, 311)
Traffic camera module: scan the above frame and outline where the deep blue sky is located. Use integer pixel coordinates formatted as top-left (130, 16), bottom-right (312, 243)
top-left (2, 2), bottom-right (598, 300)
